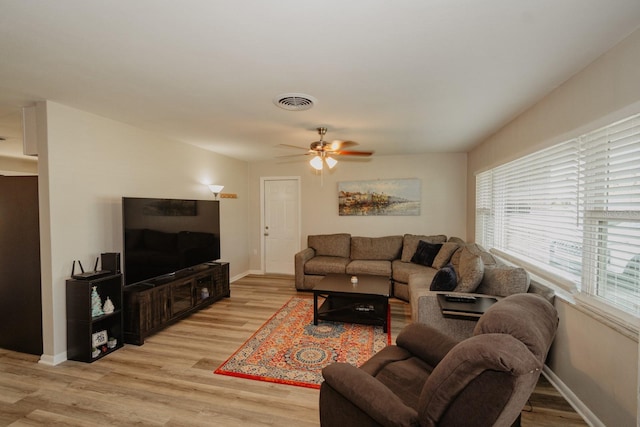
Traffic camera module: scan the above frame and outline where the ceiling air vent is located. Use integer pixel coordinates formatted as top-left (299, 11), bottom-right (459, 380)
top-left (273, 93), bottom-right (317, 111)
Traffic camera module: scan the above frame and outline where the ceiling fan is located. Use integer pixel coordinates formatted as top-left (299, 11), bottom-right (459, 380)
top-left (279, 127), bottom-right (373, 170)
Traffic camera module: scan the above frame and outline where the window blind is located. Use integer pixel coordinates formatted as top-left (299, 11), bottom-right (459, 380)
top-left (475, 171), bottom-right (493, 248)
top-left (580, 114), bottom-right (640, 314)
top-left (476, 112), bottom-right (640, 317)
top-left (476, 141), bottom-right (581, 281)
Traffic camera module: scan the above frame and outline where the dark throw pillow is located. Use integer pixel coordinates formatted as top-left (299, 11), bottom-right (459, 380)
top-left (430, 264), bottom-right (458, 291)
top-left (411, 240), bottom-right (443, 267)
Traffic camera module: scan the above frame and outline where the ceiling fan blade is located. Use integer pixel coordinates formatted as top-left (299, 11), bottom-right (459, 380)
top-left (328, 140), bottom-right (358, 151)
top-left (278, 143), bottom-right (309, 150)
top-left (334, 150), bottom-right (374, 156)
top-left (276, 153), bottom-right (312, 158)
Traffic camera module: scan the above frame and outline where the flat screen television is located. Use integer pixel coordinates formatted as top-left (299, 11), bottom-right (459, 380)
top-left (122, 197), bottom-right (221, 286)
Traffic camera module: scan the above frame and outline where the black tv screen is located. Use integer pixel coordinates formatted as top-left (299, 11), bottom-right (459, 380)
top-left (122, 197), bottom-right (221, 286)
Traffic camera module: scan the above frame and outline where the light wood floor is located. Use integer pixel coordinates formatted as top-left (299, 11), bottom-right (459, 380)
top-left (0, 275), bottom-right (586, 426)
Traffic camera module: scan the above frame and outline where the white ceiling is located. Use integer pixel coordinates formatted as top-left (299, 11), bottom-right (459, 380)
top-left (1, 1), bottom-right (640, 163)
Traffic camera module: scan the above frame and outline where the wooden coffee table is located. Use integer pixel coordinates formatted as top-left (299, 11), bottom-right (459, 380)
top-left (312, 273), bottom-right (390, 332)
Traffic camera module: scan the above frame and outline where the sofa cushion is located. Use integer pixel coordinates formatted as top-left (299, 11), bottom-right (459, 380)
top-left (392, 260), bottom-right (437, 284)
top-left (401, 234), bottom-right (448, 262)
top-left (430, 264), bottom-right (457, 291)
top-left (308, 233), bottom-right (351, 258)
top-left (305, 256), bottom-right (350, 275)
top-left (371, 355), bottom-right (432, 411)
top-left (450, 247), bottom-right (463, 268)
top-left (465, 243), bottom-right (500, 267)
top-left (450, 243), bottom-right (499, 271)
top-left (432, 242), bottom-right (460, 269)
top-left (351, 235), bottom-right (403, 261)
top-left (346, 260), bottom-right (392, 277)
top-left (475, 265), bottom-right (530, 297)
top-left (411, 241), bottom-right (442, 267)
top-left (454, 248), bottom-right (484, 293)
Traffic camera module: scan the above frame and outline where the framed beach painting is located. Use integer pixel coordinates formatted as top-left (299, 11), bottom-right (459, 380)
top-left (338, 178), bottom-right (421, 216)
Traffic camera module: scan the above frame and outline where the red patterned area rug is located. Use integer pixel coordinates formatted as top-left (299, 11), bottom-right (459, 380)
top-left (214, 296), bottom-right (391, 389)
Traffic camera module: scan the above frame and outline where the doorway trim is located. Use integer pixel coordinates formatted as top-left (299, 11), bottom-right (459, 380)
top-left (260, 176), bottom-right (302, 274)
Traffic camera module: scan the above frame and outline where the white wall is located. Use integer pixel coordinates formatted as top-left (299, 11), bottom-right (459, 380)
top-left (467, 28), bottom-right (640, 427)
top-left (37, 101), bottom-right (249, 364)
top-left (248, 153), bottom-right (467, 272)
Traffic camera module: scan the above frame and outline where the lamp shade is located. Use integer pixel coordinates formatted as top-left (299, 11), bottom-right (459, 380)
top-left (325, 156), bottom-right (338, 169)
top-left (310, 156), bottom-right (323, 170)
top-left (208, 184), bottom-right (224, 194)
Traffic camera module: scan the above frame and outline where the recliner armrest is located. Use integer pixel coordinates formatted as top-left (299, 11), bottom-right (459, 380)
top-left (322, 363), bottom-right (419, 427)
top-left (395, 323), bottom-right (459, 366)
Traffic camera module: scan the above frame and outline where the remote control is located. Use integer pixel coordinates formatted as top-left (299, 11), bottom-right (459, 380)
top-left (444, 294), bottom-right (477, 303)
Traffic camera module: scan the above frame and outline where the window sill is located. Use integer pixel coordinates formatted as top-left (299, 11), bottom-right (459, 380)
top-left (572, 294), bottom-right (639, 341)
top-left (489, 248), bottom-right (640, 342)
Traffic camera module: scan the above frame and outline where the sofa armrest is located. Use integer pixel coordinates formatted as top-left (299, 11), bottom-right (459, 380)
top-left (321, 363), bottom-right (419, 427)
top-left (412, 292), bottom-right (478, 341)
top-left (409, 271), bottom-right (510, 339)
top-left (528, 280), bottom-right (555, 304)
top-left (294, 247), bottom-right (315, 289)
top-left (410, 277), bottom-right (502, 341)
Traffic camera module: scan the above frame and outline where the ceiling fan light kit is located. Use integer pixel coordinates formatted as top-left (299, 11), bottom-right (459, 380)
top-left (309, 153), bottom-right (338, 171)
top-left (325, 156), bottom-right (338, 169)
top-left (281, 127), bottom-right (373, 171)
top-left (309, 155), bottom-right (324, 170)
top-left (278, 126), bottom-right (373, 172)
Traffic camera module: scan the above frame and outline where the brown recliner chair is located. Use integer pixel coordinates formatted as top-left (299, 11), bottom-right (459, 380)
top-left (319, 293), bottom-right (558, 427)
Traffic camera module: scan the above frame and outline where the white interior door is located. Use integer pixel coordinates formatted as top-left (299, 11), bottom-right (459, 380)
top-left (263, 178), bottom-right (300, 274)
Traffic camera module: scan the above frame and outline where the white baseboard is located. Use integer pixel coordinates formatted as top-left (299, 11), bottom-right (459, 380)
top-left (39, 352), bottom-right (67, 366)
top-left (236, 270), bottom-right (297, 279)
top-left (37, 270), bottom-right (271, 367)
top-left (543, 366), bottom-right (603, 427)
top-left (230, 270), bottom-right (252, 283)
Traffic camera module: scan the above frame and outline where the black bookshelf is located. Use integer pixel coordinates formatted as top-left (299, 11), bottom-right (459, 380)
top-left (66, 274), bottom-right (123, 362)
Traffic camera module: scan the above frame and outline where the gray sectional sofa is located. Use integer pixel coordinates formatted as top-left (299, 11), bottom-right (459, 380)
top-left (295, 233), bottom-right (555, 340)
